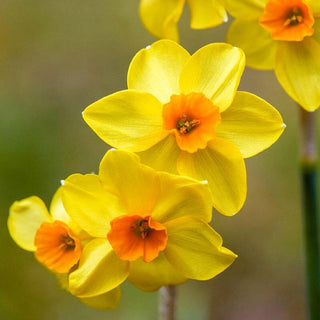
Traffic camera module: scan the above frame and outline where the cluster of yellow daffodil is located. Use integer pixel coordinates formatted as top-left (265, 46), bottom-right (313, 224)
top-left (10, 0), bottom-right (319, 313)
top-left (7, 39), bottom-right (285, 310)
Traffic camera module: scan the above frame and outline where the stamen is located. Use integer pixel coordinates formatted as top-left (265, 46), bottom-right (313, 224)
top-left (131, 219), bottom-right (152, 239)
top-left (284, 6), bottom-right (303, 26)
top-left (177, 113), bottom-right (201, 134)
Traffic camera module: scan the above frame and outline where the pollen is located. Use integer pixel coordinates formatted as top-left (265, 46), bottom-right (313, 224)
top-left (259, 0), bottom-right (314, 41)
top-left (107, 214), bottom-right (167, 262)
top-left (34, 220), bottom-right (82, 273)
top-left (163, 92), bottom-right (221, 153)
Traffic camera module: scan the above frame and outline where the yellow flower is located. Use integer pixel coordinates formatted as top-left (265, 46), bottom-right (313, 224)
top-left (8, 187), bottom-right (120, 310)
top-left (83, 40), bottom-right (285, 216)
top-left (139, 0), bottom-right (228, 42)
top-left (222, 0), bottom-right (320, 111)
top-left (61, 149), bottom-right (236, 296)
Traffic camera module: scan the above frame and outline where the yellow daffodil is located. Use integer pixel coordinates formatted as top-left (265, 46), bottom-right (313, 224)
top-left (8, 187), bottom-right (120, 310)
top-left (61, 149), bottom-right (236, 297)
top-left (139, 0), bottom-right (228, 42)
top-left (221, 0), bottom-right (320, 111)
top-left (83, 40), bottom-right (285, 216)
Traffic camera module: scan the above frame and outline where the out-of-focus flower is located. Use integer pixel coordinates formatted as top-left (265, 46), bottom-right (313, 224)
top-left (8, 187), bottom-right (120, 310)
top-left (139, 0), bottom-right (228, 42)
top-left (62, 149), bottom-right (236, 296)
top-left (83, 40), bottom-right (285, 216)
top-left (221, 0), bottom-right (320, 111)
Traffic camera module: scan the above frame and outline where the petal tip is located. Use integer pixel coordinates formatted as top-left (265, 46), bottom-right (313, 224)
top-left (145, 45), bottom-right (151, 49)
top-left (281, 123), bottom-right (286, 128)
top-left (60, 180), bottom-right (65, 186)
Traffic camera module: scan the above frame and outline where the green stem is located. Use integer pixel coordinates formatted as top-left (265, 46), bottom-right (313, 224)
top-left (299, 107), bottom-right (320, 320)
top-left (159, 286), bottom-right (176, 320)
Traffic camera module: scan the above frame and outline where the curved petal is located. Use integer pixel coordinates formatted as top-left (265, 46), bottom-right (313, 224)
top-left (151, 171), bottom-right (212, 223)
top-left (187, 0), bottom-right (227, 29)
top-left (128, 252), bottom-right (187, 291)
top-left (220, 0), bottom-right (265, 19)
top-left (99, 149), bottom-right (160, 214)
top-left (50, 187), bottom-right (70, 222)
top-left (165, 216), bottom-right (237, 280)
top-left (62, 174), bottom-right (125, 238)
top-left (50, 186), bottom-right (90, 240)
top-left (139, 0), bottom-right (185, 42)
top-left (137, 135), bottom-right (180, 175)
top-left (79, 287), bottom-right (121, 310)
top-left (226, 19), bottom-right (278, 70)
top-left (217, 91), bottom-right (285, 158)
top-left (127, 39), bottom-right (190, 104)
top-left (69, 239), bottom-right (129, 298)
top-left (83, 90), bottom-right (166, 152)
top-left (179, 43), bottom-right (245, 112)
top-left (8, 196), bottom-right (51, 251)
top-left (177, 138), bottom-right (247, 216)
top-left (275, 37), bottom-right (320, 111)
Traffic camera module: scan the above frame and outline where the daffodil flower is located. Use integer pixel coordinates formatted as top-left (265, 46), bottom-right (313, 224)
top-left (8, 187), bottom-right (120, 310)
top-left (221, 0), bottom-right (320, 111)
top-left (83, 40), bottom-right (285, 216)
top-left (61, 149), bottom-right (236, 296)
top-left (139, 0), bottom-right (228, 42)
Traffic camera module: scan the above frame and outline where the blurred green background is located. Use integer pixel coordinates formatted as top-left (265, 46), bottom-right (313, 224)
top-left (0, 0), bottom-right (314, 319)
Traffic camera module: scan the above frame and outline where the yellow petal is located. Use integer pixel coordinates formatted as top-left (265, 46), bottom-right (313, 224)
top-left (50, 186), bottom-right (89, 240)
top-left (217, 91), bottom-right (285, 158)
top-left (79, 287), bottom-right (121, 310)
top-left (83, 90), bottom-right (166, 152)
top-left (226, 19), bottom-right (278, 70)
top-left (50, 187), bottom-right (70, 223)
top-left (8, 196), bottom-right (51, 251)
top-left (177, 138), bottom-right (246, 216)
top-left (275, 38), bottom-right (320, 111)
top-left (62, 174), bottom-right (125, 238)
top-left (139, 0), bottom-right (185, 42)
top-left (128, 252), bottom-right (187, 291)
top-left (127, 39), bottom-right (190, 104)
top-left (151, 171), bottom-right (212, 223)
top-left (99, 149), bottom-right (161, 214)
top-left (179, 43), bottom-right (245, 112)
top-left (137, 135), bottom-right (180, 174)
top-left (220, 0), bottom-right (265, 19)
top-left (69, 239), bottom-right (129, 297)
top-left (187, 0), bottom-right (227, 29)
top-left (165, 216), bottom-right (237, 280)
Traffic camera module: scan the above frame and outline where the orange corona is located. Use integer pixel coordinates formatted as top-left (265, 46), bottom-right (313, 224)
top-left (162, 92), bottom-right (221, 153)
top-left (107, 215), bottom-right (167, 263)
top-left (259, 0), bottom-right (314, 41)
top-left (34, 220), bottom-right (82, 273)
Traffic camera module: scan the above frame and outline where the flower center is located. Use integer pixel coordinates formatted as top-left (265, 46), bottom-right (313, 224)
top-left (285, 6), bottom-right (303, 26)
top-left (259, 0), bottom-right (314, 41)
top-left (131, 218), bottom-right (152, 239)
top-left (34, 220), bottom-right (82, 273)
top-left (177, 113), bottom-right (201, 134)
top-left (107, 214), bottom-right (167, 262)
top-left (163, 92), bottom-right (221, 153)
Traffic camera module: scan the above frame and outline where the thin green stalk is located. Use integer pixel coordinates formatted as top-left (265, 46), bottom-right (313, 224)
top-left (159, 286), bottom-right (176, 320)
top-left (299, 107), bottom-right (320, 320)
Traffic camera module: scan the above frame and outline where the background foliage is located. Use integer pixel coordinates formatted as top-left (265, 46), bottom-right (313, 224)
top-left (0, 0), bottom-right (310, 319)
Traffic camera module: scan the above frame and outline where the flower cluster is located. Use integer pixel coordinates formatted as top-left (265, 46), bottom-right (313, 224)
top-left (8, 16), bottom-right (286, 311)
